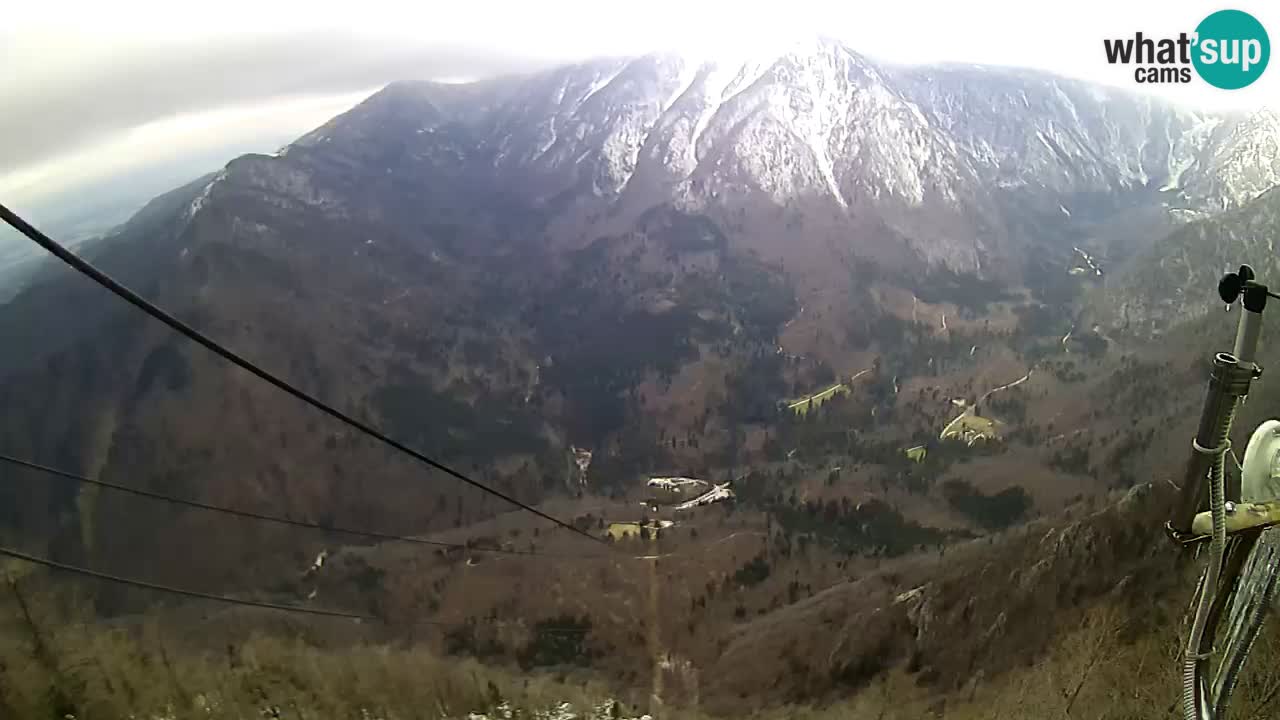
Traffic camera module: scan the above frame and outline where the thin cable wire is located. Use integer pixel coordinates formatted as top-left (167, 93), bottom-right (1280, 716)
top-left (0, 202), bottom-right (605, 547)
top-left (0, 453), bottom-right (589, 558)
top-left (0, 545), bottom-right (368, 619)
top-left (0, 453), bottom-right (741, 565)
top-left (3, 546), bottom-right (599, 636)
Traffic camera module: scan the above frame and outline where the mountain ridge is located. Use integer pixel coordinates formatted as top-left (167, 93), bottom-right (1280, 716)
top-left (260, 40), bottom-right (1280, 282)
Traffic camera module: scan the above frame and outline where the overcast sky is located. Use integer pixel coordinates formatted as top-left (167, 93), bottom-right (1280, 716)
top-left (2, 0), bottom-right (1276, 222)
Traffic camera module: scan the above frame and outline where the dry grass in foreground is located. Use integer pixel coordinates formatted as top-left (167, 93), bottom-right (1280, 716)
top-left (0, 602), bottom-right (625, 720)
top-left (8, 565), bottom-right (1280, 720)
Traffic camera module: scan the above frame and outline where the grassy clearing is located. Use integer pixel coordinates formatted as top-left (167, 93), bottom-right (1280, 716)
top-left (939, 411), bottom-right (1001, 444)
top-left (783, 384), bottom-right (850, 417)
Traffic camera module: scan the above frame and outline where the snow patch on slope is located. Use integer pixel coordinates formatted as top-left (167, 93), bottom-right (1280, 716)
top-left (662, 62), bottom-right (700, 115)
top-left (580, 62), bottom-right (629, 107)
top-left (185, 170), bottom-right (226, 221)
top-left (685, 64), bottom-right (741, 169)
top-left (792, 50), bottom-right (848, 207)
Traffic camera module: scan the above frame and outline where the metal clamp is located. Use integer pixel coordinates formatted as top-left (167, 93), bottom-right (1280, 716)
top-left (1193, 438), bottom-right (1233, 456)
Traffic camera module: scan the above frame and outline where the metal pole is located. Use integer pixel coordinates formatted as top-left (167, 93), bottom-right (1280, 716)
top-left (1172, 353), bottom-right (1250, 535)
top-left (1172, 281), bottom-right (1267, 537)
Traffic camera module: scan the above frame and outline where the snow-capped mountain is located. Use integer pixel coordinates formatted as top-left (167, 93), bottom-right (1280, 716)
top-left (277, 38), bottom-right (1277, 277)
top-left (892, 65), bottom-right (1213, 197)
top-left (138, 38), bottom-right (1280, 364)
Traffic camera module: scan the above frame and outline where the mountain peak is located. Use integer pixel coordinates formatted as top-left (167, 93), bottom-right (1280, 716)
top-left (219, 42), bottom-right (1280, 277)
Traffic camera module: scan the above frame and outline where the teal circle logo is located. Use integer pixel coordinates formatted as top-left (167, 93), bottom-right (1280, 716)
top-left (1192, 9), bottom-right (1270, 89)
